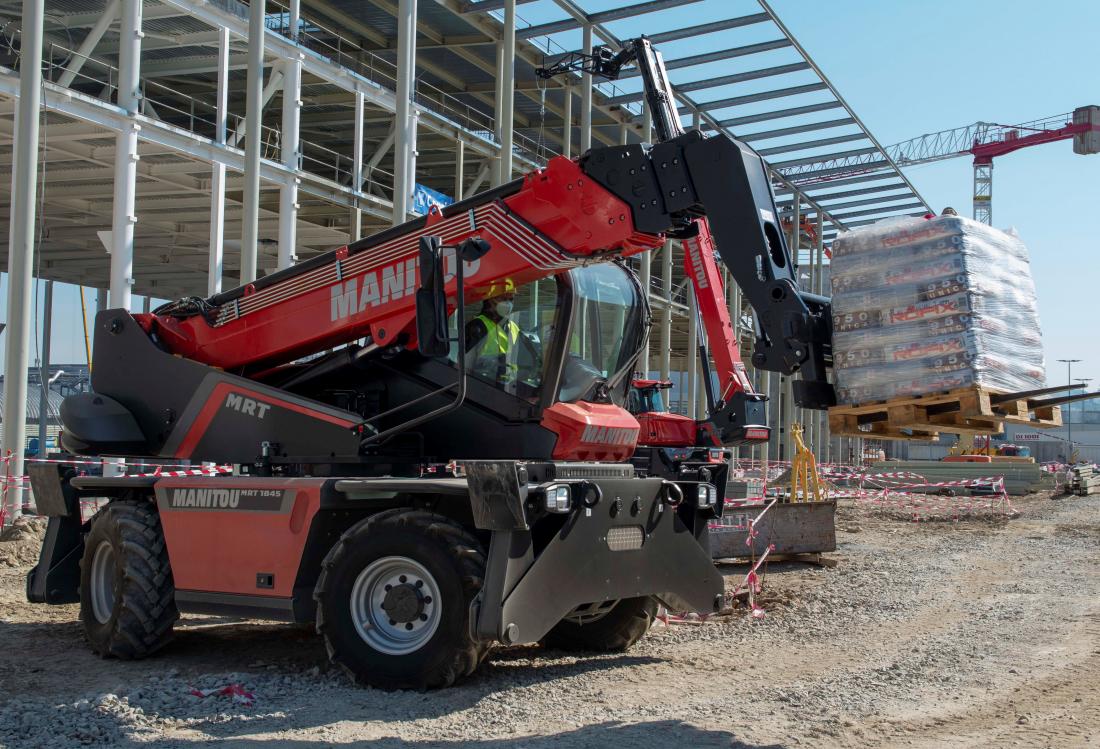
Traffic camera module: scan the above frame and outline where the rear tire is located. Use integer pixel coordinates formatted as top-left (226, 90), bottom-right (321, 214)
top-left (79, 499), bottom-right (179, 659)
top-left (314, 509), bottom-right (488, 690)
top-left (542, 596), bottom-right (657, 652)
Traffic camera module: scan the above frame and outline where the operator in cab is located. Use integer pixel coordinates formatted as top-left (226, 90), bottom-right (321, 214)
top-left (465, 280), bottom-right (522, 386)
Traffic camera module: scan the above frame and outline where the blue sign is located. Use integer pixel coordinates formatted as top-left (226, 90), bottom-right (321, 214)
top-left (411, 183), bottom-right (454, 216)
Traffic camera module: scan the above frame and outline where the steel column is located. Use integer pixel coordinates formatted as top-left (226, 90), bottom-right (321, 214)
top-left (208, 25), bottom-right (229, 295)
top-left (491, 43), bottom-right (504, 187)
top-left (229, 65), bottom-right (284, 148)
top-left (278, 31), bottom-right (303, 269)
top-left (392, 0), bottom-right (417, 225)
top-left (240, 0), bottom-right (266, 283)
top-left (580, 24), bottom-right (592, 152)
top-left (561, 85), bottom-right (572, 159)
top-left (3, 0), bottom-right (45, 522)
top-left (642, 101), bottom-right (652, 145)
top-left (351, 90), bottom-right (365, 240)
top-left (499, 0), bottom-right (516, 183)
top-left (659, 240), bottom-right (672, 380)
top-left (454, 138), bottom-right (464, 201)
top-left (109, 0), bottom-right (142, 309)
top-left (36, 281), bottom-right (53, 459)
top-left (816, 212), bottom-right (827, 460)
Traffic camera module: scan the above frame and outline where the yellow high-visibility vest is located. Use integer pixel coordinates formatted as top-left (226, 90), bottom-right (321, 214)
top-left (475, 314), bottom-right (520, 358)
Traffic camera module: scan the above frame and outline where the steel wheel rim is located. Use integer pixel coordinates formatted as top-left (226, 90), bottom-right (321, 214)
top-left (350, 556), bottom-right (441, 656)
top-left (89, 540), bottom-right (116, 624)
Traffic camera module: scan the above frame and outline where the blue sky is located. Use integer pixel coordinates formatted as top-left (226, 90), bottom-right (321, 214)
top-left (4, 0), bottom-right (1098, 394)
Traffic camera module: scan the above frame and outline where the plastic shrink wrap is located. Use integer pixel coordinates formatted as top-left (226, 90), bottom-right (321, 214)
top-left (830, 215), bottom-right (1045, 405)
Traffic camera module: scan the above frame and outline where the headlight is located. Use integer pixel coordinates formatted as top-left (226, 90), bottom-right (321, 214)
top-left (696, 483), bottom-right (717, 508)
top-left (544, 484), bottom-right (572, 513)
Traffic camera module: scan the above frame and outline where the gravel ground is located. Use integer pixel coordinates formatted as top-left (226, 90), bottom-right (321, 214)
top-left (0, 491), bottom-right (1096, 748)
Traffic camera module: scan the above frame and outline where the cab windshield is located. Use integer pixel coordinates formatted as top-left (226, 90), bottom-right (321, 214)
top-left (449, 278), bottom-right (558, 399)
top-left (446, 263), bottom-right (645, 404)
top-left (559, 263), bottom-right (646, 403)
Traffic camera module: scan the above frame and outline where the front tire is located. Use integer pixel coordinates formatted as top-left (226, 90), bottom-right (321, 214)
top-left (79, 499), bottom-right (179, 659)
top-left (314, 509), bottom-right (487, 690)
top-left (542, 596), bottom-right (657, 652)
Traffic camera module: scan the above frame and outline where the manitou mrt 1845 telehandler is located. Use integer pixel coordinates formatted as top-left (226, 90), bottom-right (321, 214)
top-left (27, 37), bottom-right (832, 689)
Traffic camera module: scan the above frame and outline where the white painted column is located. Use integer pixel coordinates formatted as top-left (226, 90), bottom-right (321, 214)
top-left (110, 0), bottom-right (141, 310)
top-left (580, 24), bottom-right (593, 153)
top-left (350, 90), bottom-right (364, 241)
top-left (392, 0), bottom-right (417, 226)
top-left (561, 85), bottom-right (572, 159)
top-left (491, 43), bottom-right (504, 187)
top-left (454, 139), bottom-right (464, 200)
top-left (240, 0), bottom-right (266, 283)
top-left (816, 212), bottom-right (828, 461)
top-left (618, 120), bottom-right (628, 146)
top-left (278, 39), bottom-right (302, 269)
top-left (499, 0), bottom-right (516, 182)
top-left (208, 26), bottom-right (229, 296)
top-left (659, 240), bottom-right (672, 381)
top-left (642, 101), bottom-right (652, 145)
top-left (2, 0), bottom-right (45, 522)
top-left (760, 371), bottom-right (771, 476)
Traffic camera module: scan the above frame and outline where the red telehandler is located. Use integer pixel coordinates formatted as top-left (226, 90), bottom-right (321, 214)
top-left (27, 37), bottom-right (832, 689)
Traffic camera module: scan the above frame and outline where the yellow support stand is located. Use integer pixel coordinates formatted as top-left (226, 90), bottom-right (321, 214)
top-left (790, 423), bottom-right (823, 503)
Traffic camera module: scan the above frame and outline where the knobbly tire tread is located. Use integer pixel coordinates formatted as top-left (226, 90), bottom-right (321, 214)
top-left (314, 509), bottom-right (488, 690)
top-left (79, 499), bottom-right (179, 659)
top-left (542, 596), bottom-right (657, 652)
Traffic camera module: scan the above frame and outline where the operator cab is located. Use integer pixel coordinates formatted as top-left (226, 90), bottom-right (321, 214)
top-left (447, 262), bottom-right (647, 409)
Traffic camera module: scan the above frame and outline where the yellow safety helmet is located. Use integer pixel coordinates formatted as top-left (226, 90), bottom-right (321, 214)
top-left (485, 278), bottom-right (516, 299)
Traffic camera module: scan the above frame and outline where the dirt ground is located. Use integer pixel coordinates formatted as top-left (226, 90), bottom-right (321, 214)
top-left (0, 491), bottom-right (1097, 748)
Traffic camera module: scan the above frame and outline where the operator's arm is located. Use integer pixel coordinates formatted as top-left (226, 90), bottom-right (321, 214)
top-left (464, 318), bottom-right (488, 354)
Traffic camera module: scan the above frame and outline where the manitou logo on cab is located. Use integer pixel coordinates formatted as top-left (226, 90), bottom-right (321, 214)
top-left (580, 425), bottom-right (638, 445)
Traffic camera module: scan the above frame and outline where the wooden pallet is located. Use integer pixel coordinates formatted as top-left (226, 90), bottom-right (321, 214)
top-left (828, 386), bottom-right (1062, 441)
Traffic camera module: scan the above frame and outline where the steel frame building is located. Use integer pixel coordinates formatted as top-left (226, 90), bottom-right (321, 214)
top-left (0, 0), bottom-right (928, 514)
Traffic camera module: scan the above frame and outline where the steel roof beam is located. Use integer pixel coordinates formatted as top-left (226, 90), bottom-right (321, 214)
top-left (518, 0), bottom-right (703, 39)
top-left (739, 117), bottom-right (856, 142)
top-left (781, 193), bottom-right (915, 214)
top-left (620, 39), bottom-right (792, 79)
top-left (776, 182), bottom-right (909, 205)
top-left (837, 212), bottom-right (928, 229)
top-left (758, 133), bottom-right (867, 157)
top-left (607, 62), bottom-right (810, 104)
top-left (757, 0), bottom-right (929, 213)
top-left (827, 203), bottom-right (926, 221)
top-left (648, 14), bottom-right (770, 43)
top-left (719, 101), bottom-right (843, 128)
top-left (689, 82), bottom-right (828, 114)
top-left (773, 172), bottom-right (900, 193)
top-left (781, 160), bottom-right (891, 182)
top-left (462, 0), bottom-right (540, 11)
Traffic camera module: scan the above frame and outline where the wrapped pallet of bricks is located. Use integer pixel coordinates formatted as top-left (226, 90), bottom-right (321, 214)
top-left (830, 215), bottom-right (1045, 406)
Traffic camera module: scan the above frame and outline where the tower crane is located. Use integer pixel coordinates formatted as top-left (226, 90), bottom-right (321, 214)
top-left (887, 105), bottom-right (1100, 224)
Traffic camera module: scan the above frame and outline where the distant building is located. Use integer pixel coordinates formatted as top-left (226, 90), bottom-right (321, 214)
top-left (0, 364), bottom-right (90, 452)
